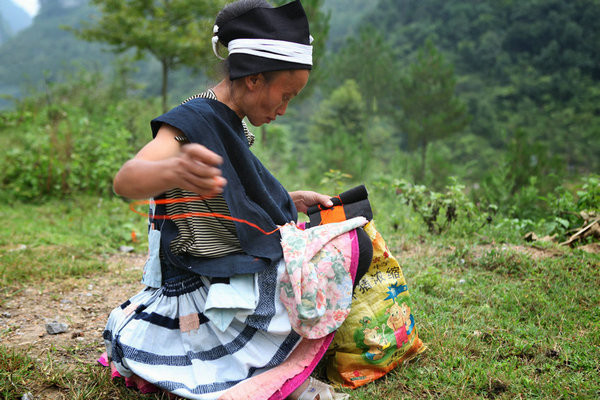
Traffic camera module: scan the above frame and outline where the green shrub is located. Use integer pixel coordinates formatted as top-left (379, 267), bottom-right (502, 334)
top-left (0, 70), bottom-right (159, 202)
top-left (392, 177), bottom-right (496, 235)
top-left (536, 174), bottom-right (600, 239)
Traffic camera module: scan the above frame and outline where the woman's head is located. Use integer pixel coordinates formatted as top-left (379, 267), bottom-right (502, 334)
top-left (212, 0), bottom-right (313, 126)
top-left (212, 0), bottom-right (313, 80)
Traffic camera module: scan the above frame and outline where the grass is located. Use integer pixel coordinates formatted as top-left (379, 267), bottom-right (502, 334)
top-left (1, 196), bottom-right (599, 399)
top-left (398, 247), bottom-right (600, 399)
top-left (0, 196), bottom-right (147, 287)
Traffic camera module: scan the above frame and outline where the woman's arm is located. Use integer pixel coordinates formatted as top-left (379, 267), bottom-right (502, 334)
top-left (288, 190), bottom-right (333, 214)
top-left (113, 124), bottom-right (226, 199)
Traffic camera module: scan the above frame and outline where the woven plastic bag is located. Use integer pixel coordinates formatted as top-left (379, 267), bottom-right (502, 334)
top-left (326, 220), bottom-right (426, 388)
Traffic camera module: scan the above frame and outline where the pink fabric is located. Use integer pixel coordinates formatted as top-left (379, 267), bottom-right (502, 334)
top-left (218, 334), bottom-right (334, 400)
top-left (348, 229), bottom-right (359, 284)
top-left (97, 352), bottom-right (109, 367)
top-left (273, 229), bottom-right (359, 398)
top-left (279, 218), bottom-right (367, 339)
top-left (220, 229), bottom-right (361, 400)
top-left (98, 352), bottom-right (159, 394)
top-left (269, 334), bottom-right (335, 400)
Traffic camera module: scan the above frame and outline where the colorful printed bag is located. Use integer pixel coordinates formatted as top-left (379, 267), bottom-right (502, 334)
top-left (325, 221), bottom-right (426, 388)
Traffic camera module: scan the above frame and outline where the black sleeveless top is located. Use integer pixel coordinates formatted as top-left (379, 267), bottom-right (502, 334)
top-left (150, 98), bottom-right (297, 277)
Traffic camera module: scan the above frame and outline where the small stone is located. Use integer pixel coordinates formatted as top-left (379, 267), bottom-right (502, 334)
top-left (1, 312), bottom-right (11, 318)
top-left (119, 246), bottom-right (134, 253)
top-left (458, 279), bottom-right (466, 285)
top-left (60, 299), bottom-right (72, 304)
top-left (87, 284), bottom-right (94, 290)
top-left (9, 244), bottom-right (27, 252)
top-left (46, 321), bottom-right (69, 335)
top-left (21, 392), bottom-right (34, 400)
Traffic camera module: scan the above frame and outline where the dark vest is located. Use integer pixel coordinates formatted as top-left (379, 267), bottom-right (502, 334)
top-left (150, 98), bottom-right (297, 278)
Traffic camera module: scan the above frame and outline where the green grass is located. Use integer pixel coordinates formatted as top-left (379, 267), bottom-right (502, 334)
top-left (1, 196), bottom-right (599, 399)
top-left (394, 247), bottom-right (600, 399)
top-left (0, 196), bottom-right (146, 287)
top-left (0, 344), bottom-right (174, 400)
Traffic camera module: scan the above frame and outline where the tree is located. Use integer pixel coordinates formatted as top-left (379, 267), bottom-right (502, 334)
top-left (395, 40), bottom-right (470, 182)
top-left (73, 0), bottom-right (225, 112)
top-left (307, 79), bottom-right (370, 181)
top-left (325, 25), bottom-right (397, 114)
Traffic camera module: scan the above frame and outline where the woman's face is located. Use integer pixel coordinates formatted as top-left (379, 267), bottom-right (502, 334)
top-left (243, 69), bottom-right (309, 126)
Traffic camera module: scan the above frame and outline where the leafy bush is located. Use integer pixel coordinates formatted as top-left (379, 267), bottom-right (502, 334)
top-left (535, 175), bottom-right (600, 239)
top-left (0, 70), bottom-right (159, 202)
top-left (576, 175), bottom-right (600, 212)
top-left (1, 105), bottom-right (132, 200)
top-left (393, 177), bottom-right (496, 235)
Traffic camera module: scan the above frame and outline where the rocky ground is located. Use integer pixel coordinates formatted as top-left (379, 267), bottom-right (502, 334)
top-left (0, 253), bottom-right (146, 372)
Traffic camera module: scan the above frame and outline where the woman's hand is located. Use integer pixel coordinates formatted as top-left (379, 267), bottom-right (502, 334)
top-left (113, 124), bottom-right (226, 199)
top-left (172, 144), bottom-right (227, 195)
top-left (289, 190), bottom-right (333, 214)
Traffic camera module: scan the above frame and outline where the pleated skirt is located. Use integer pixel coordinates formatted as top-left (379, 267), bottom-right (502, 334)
top-left (102, 260), bottom-right (309, 400)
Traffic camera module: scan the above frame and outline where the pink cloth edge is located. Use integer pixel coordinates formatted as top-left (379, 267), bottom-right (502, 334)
top-left (97, 352), bottom-right (109, 367)
top-left (267, 334), bottom-right (335, 400)
top-left (267, 229), bottom-right (360, 400)
top-left (348, 228), bottom-right (360, 284)
top-left (98, 352), bottom-right (159, 394)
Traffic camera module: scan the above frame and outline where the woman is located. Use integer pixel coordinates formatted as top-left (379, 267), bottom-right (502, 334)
top-left (101, 1), bottom-right (369, 399)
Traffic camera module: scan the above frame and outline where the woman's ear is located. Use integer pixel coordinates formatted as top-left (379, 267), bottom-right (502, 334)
top-left (245, 74), bottom-right (263, 91)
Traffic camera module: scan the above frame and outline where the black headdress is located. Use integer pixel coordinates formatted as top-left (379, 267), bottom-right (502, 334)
top-left (213, 0), bottom-right (313, 80)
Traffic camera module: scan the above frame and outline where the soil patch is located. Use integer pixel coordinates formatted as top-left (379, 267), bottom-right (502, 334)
top-left (0, 253), bottom-right (146, 367)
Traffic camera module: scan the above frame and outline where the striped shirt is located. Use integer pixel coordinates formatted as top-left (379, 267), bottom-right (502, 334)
top-left (165, 89), bottom-right (255, 258)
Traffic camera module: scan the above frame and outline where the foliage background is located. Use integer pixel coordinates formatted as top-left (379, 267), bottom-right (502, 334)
top-left (0, 0), bottom-right (598, 248)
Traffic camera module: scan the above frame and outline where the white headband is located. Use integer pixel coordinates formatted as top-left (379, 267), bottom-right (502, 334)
top-left (212, 25), bottom-right (313, 66)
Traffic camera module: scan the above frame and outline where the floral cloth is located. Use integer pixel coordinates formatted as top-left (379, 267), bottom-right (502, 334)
top-left (279, 217), bottom-right (368, 339)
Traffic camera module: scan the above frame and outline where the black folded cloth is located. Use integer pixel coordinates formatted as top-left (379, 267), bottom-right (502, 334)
top-left (307, 185), bottom-right (373, 227)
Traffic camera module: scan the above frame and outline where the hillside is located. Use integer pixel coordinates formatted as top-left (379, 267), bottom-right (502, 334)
top-left (0, 0), bottom-right (598, 178)
top-left (0, 0), bottom-right (221, 109)
top-left (327, 0), bottom-right (600, 176)
top-left (0, 0), bottom-right (373, 110)
top-left (323, 0), bottom-right (375, 49)
top-left (0, 0), bottom-right (115, 108)
top-left (0, 0), bottom-right (32, 43)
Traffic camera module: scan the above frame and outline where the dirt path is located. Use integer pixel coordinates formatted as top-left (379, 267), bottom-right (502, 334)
top-left (0, 253), bottom-right (146, 370)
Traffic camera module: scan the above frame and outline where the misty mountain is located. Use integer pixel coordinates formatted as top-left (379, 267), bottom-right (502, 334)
top-left (0, 0), bottom-right (371, 110)
top-left (0, 0), bottom-right (32, 43)
top-left (0, 0), bottom-right (223, 109)
top-left (0, 0), bottom-right (117, 108)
